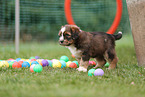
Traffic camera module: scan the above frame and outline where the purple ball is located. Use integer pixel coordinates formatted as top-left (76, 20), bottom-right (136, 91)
top-left (41, 59), bottom-right (49, 67)
top-left (35, 56), bottom-right (40, 59)
top-left (94, 69), bottom-right (104, 76)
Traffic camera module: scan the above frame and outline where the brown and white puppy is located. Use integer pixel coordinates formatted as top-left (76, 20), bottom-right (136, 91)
top-left (58, 25), bottom-right (122, 72)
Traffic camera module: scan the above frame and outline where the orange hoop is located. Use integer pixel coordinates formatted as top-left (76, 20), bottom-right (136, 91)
top-left (64, 0), bottom-right (123, 34)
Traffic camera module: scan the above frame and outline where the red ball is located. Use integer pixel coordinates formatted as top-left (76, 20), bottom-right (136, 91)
top-left (18, 61), bottom-right (23, 66)
top-left (12, 62), bottom-right (21, 68)
top-left (92, 61), bottom-right (96, 65)
top-left (89, 61), bottom-right (96, 66)
top-left (69, 62), bottom-right (77, 68)
top-left (31, 59), bottom-right (36, 61)
top-left (7, 58), bottom-right (15, 61)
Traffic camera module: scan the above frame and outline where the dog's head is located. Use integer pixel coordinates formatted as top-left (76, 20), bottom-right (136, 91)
top-left (58, 25), bottom-right (81, 46)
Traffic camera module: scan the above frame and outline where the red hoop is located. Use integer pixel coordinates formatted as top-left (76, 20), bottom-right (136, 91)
top-left (64, 0), bottom-right (123, 34)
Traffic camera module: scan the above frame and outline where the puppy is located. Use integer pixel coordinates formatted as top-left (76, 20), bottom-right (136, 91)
top-left (58, 25), bottom-right (122, 72)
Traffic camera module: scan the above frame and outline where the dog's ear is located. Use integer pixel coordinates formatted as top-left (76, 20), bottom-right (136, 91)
top-left (71, 25), bottom-right (81, 40)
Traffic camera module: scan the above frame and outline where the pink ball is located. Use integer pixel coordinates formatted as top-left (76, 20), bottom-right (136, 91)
top-left (30, 64), bottom-right (36, 72)
top-left (94, 68), bottom-right (104, 76)
top-left (89, 61), bottom-right (96, 65)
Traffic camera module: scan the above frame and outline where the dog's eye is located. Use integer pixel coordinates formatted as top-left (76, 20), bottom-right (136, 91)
top-left (66, 34), bottom-right (70, 37)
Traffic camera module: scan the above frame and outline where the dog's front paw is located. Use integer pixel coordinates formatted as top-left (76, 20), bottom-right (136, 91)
top-left (77, 66), bottom-right (87, 72)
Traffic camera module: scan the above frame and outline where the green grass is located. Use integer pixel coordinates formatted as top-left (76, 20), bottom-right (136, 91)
top-left (0, 35), bottom-right (145, 97)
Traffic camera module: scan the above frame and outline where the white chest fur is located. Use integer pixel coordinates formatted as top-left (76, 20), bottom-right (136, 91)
top-left (66, 45), bottom-right (82, 58)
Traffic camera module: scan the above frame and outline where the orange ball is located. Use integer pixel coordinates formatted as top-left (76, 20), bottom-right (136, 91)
top-left (71, 54), bottom-right (75, 58)
top-left (69, 62), bottom-right (77, 68)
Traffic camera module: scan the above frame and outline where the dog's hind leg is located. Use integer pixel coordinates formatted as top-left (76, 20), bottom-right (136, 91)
top-left (94, 56), bottom-right (106, 68)
top-left (106, 49), bottom-right (118, 69)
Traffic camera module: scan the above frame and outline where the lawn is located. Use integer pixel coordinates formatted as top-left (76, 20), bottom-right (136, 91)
top-left (0, 34), bottom-right (145, 97)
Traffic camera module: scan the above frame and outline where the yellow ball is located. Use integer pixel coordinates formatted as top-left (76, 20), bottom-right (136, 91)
top-left (0, 61), bottom-right (9, 68)
top-left (37, 59), bottom-right (43, 65)
top-left (52, 60), bottom-right (61, 68)
top-left (66, 61), bottom-right (72, 67)
top-left (5, 61), bottom-right (9, 68)
top-left (0, 62), bottom-right (3, 68)
top-left (21, 58), bottom-right (26, 61)
top-left (26, 60), bottom-right (32, 66)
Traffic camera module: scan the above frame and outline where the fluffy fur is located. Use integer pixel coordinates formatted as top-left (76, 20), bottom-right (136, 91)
top-left (58, 25), bottom-right (122, 72)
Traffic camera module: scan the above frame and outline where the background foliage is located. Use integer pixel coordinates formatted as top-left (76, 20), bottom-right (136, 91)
top-left (0, 0), bottom-right (131, 42)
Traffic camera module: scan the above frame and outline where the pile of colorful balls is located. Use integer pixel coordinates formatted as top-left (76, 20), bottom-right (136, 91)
top-left (0, 55), bottom-right (109, 76)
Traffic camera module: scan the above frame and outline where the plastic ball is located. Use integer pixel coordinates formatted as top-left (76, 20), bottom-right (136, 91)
top-left (33, 64), bottom-right (43, 73)
top-left (51, 59), bottom-right (58, 62)
top-left (26, 60), bottom-right (31, 66)
top-left (9, 61), bottom-right (14, 68)
top-left (59, 60), bottom-right (66, 68)
top-left (30, 56), bottom-right (35, 59)
top-left (88, 69), bottom-right (96, 76)
top-left (3, 61), bottom-right (9, 68)
top-left (30, 64), bottom-right (36, 72)
top-left (89, 61), bottom-right (96, 66)
top-left (7, 58), bottom-right (15, 61)
top-left (52, 60), bottom-right (61, 68)
top-left (36, 59), bottom-right (42, 65)
top-left (22, 61), bottom-right (30, 68)
top-left (16, 58), bottom-right (21, 62)
top-left (94, 68), bottom-right (104, 76)
top-left (47, 60), bottom-right (52, 67)
top-left (105, 62), bottom-right (110, 68)
top-left (0, 63), bottom-right (3, 68)
top-left (31, 61), bottom-right (39, 65)
top-left (0, 61), bottom-right (9, 68)
top-left (66, 61), bottom-right (72, 67)
top-left (72, 54), bottom-right (75, 58)
top-left (60, 56), bottom-right (69, 62)
top-left (35, 56), bottom-right (40, 59)
top-left (72, 61), bottom-right (79, 67)
top-left (12, 62), bottom-right (21, 68)
top-left (69, 62), bottom-right (77, 68)
top-left (92, 61), bottom-right (96, 65)
top-left (21, 58), bottom-right (26, 61)
top-left (18, 61), bottom-right (23, 66)
top-left (41, 59), bottom-right (49, 67)
top-left (31, 59), bottom-right (37, 61)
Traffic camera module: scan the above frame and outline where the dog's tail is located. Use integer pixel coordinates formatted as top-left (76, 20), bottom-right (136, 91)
top-left (113, 31), bottom-right (122, 40)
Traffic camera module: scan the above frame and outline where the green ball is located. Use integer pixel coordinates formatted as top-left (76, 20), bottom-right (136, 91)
top-left (9, 61), bottom-right (14, 68)
top-left (33, 64), bottom-right (43, 73)
top-left (105, 62), bottom-right (110, 68)
top-left (60, 56), bottom-right (69, 62)
top-left (30, 56), bottom-right (35, 59)
top-left (88, 69), bottom-right (96, 76)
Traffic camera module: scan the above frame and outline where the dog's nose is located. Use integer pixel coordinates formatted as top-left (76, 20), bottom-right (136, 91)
top-left (60, 40), bottom-right (64, 43)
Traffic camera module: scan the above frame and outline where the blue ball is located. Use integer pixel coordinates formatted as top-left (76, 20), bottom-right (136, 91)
top-left (22, 61), bottom-right (30, 68)
top-left (47, 60), bottom-right (52, 67)
top-left (16, 58), bottom-right (21, 62)
top-left (31, 61), bottom-right (39, 65)
top-left (60, 60), bottom-right (66, 68)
